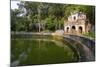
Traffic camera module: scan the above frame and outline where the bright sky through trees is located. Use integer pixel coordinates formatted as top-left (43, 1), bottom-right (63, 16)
top-left (11, 1), bottom-right (20, 9)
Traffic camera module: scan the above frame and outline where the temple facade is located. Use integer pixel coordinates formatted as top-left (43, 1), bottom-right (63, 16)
top-left (64, 12), bottom-right (91, 35)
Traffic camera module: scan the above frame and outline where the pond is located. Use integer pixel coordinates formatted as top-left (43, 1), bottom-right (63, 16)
top-left (11, 34), bottom-right (80, 66)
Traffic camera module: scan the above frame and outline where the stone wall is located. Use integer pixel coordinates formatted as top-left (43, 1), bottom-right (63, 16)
top-left (64, 24), bottom-right (86, 34)
top-left (63, 35), bottom-right (95, 62)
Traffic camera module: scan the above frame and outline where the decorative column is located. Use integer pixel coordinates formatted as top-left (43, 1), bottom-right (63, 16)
top-left (82, 25), bottom-right (85, 34)
top-left (76, 25), bottom-right (79, 34)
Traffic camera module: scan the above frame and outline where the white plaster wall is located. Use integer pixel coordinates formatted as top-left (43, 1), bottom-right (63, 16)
top-left (64, 26), bottom-right (71, 33)
top-left (64, 24), bottom-right (86, 34)
top-left (77, 25), bottom-right (85, 34)
top-left (71, 13), bottom-right (78, 21)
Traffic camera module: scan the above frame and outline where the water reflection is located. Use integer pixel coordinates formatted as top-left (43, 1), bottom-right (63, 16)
top-left (11, 35), bottom-right (79, 66)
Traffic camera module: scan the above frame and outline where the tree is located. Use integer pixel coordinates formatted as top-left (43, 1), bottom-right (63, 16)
top-left (11, 1), bottom-right (95, 32)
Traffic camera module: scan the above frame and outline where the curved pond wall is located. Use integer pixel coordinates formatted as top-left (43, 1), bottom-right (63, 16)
top-left (63, 35), bottom-right (95, 62)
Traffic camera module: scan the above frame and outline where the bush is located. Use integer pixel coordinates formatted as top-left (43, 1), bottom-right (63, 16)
top-left (84, 32), bottom-right (95, 38)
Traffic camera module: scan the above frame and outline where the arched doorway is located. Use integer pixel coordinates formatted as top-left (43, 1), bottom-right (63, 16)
top-left (71, 26), bottom-right (76, 33)
top-left (66, 27), bottom-right (69, 33)
top-left (74, 16), bottom-right (76, 20)
top-left (79, 26), bottom-right (82, 34)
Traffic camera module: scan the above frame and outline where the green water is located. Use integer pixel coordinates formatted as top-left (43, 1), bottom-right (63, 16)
top-left (11, 35), bottom-right (79, 66)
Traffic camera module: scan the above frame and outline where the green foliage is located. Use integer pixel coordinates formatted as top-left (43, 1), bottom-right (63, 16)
top-left (84, 32), bottom-right (95, 39)
top-left (11, 1), bottom-right (95, 32)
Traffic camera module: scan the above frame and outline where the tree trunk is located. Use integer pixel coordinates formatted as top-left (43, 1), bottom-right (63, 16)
top-left (38, 6), bottom-right (41, 32)
top-left (38, 23), bottom-right (41, 32)
top-left (37, 3), bottom-right (43, 32)
top-left (58, 22), bottom-right (61, 29)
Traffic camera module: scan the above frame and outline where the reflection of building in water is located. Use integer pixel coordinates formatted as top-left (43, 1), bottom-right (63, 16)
top-left (64, 12), bottom-right (91, 34)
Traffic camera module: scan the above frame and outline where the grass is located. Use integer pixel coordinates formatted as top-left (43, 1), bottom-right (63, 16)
top-left (83, 32), bottom-right (95, 39)
top-left (41, 30), bottom-right (53, 33)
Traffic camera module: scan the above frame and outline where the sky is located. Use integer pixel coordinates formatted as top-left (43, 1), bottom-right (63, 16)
top-left (11, 1), bottom-right (20, 9)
